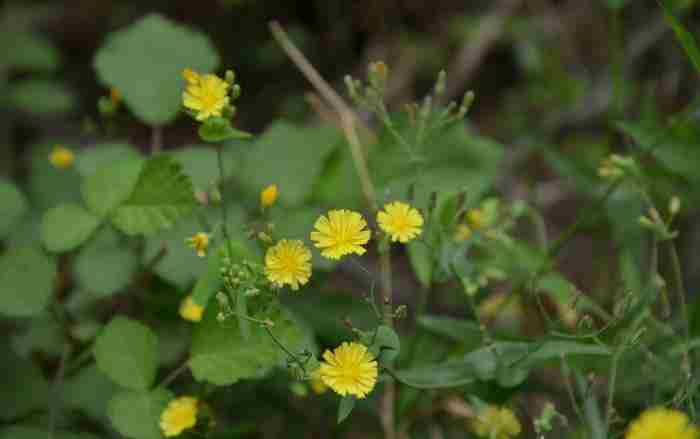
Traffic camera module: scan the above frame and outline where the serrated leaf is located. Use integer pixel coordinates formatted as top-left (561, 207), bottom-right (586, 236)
top-left (198, 117), bottom-right (252, 143)
top-left (337, 396), bottom-right (355, 424)
top-left (94, 317), bottom-right (159, 390)
top-left (0, 179), bottom-right (28, 239)
top-left (0, 246), bottom-right (56, 317)
top-left (82, 157), bottom-right (144, 217)
top-left (93, 13), bottom-right (219, 125)
top-left (190, 307), bottom-right (314, 385)
top-left (76, 142), bottom-right (141, 177)
top-left (111, 155), bottom-right (198, 236)
top-left (40, 204), bottom-right (100, 252)
top-left (107, 389), bottom-right (173, 439)
top-left (74, 227), bottom-right (138, 296)
top-left (240, 122), bottom-right (341, 206)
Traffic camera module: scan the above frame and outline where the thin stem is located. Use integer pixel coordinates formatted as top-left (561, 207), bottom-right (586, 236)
top-left (605, 346), bottom-right (623, 433)
top-left (669, 241), bottom-right (694, 415)
top-left (48, 345), bottom-right (70, 439)
top-left (151, 125), bottom-right (163, 154)
top-left (215, 148), bottom-right (235, 257)
top-left (264, 326), bottom-right (305, 372)
top-left (158, 360), bottom-right (190, 388)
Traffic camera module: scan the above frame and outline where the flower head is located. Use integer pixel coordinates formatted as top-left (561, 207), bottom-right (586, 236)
top-left (264, 239), bottom-right (312, 291)
top-left (110, 87), bottom-right (121, 105)
top-left (471, 405), bottom-right (521, 439)
top-left (179, 295), bottom-right (204, 322)
top-left (49, 145), bottom-right (74, 169)
top-left (160, 396), bottom-right (198, 437)
top-left (454, 223), bottom-right (473, 241)
top-left (318, 342), bottom-right (378, 398)
top-left (260, 184), bottom-right (278, 209)
top-left (625, 407), bottom-right (699, 439)
top-left (310, 210), bottom-right (371, 260)
top-left (186, 232), bottom-right (210, 258)
top-left (182, 68), bottom-right (230, 121)
top-left (377, 201), bottom-right (423, 243)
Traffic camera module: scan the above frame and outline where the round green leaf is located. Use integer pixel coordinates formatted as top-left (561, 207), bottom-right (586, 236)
top-left (93, 13), bottom-right (219, 125)
top-left (82, 157), bottom-right (144, 217)
top-left (65, 365), bottom-right (119, 420)
top-left (107, 389), bottom-right (173, 439)
top-left (0, 179), bottom-right (28, 239)
top-left (0, 246), bottom-right (56, 317)
top-left (40, 204), bottom-right (100, 253)
top-left (94, 317), bottom-right (159, 390)
top-left (76, 142), bottom-right (141, 177)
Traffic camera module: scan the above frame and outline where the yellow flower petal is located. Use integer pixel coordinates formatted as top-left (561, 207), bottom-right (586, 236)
top-left (186, 232), bottom-right (210, 258)
top-left (318, 342), bottom-right (378, 399)
top-left (160, 396), bottom-right (198, 437)
top-left (181, 70), bottom-right (229, 122)
top-left (377, 201), bottom-right (423, 243)
top-left (49, 145), bottom-right (75, 169)
top-left (310, 210), bottom-right (371, 260)
top-left (260, 184), bottom-right (278, 208)
top-left (265, 239), bottom-right (312, 291)
top-left (179, 295), bottom-right (204, 322)
top-left (625, 407), bottom-right (699, 439)
top-left (471, 405), bottom-right (521, 439)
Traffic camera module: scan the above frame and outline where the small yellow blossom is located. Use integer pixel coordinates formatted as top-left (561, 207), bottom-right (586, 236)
top-left (310, 369), bottom-right (328, 394)
top-left (109, 87), bottom-right (121, 105)
top-left (377, 201), bottom-right (424, 243)
top-left (454, 223), bottom-right (473, 241)
top-left (471, 405), bottom-right (521, 439)
top-left (49, 145), bottom-right (75, 169)
top-left (182, 68), bottom-right (230, 121)
top-left (318, 342), bottom-right (378, 399)
top-left (625, 407), bottom-right (699, 439)
top-left (310, 210), bottom-right (371, 260)
top-left (264, 239), bottom-right (312, 291)
top-left (179, 295), bottom-right (204, 322)
top-left (260, 184), bottom-right (278, 209)
top-left (466, 208), bottom-right (487, 230)
top-left (160, 396), bottom-right (199, 437)
top-left (186, 232), bottom-right (210, 258)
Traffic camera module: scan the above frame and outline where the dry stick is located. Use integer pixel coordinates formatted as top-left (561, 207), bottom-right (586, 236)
top-left (438, 0), bottom-right (523, 105)
top-left (269, 21), bottom-right (394, 439)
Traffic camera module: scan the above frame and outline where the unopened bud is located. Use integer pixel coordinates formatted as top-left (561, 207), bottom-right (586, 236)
top-left (225, 69), bottom-right (236, 85)
top-left (434, 70), bottom-right (446, 95)
top-left (669, 196), bottom-right (681, 216)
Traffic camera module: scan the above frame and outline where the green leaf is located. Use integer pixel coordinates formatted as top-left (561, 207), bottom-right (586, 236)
top-left (82, 157), bottom-right (144, 217)
top-left (29, 143), bottom-right (82, 211)
top-left (190, 306), bottom-right (314, 385)
top-left (11, 313), bottom-right (64, 357)
top-left (198, 117), bottom-right (252, 143)
top-left (107, 389), bottom-right (173, 439)
top-left (417, 315), bottom-right (483, 348)
top-left (0, 31), bottom-right (60, 71)
top-left (7, 79), bottom-right (75, 114)
top-left (0, 428), bottom-right (99, 439)
top-left (40, 204), bottom-right (100, 252)
top-left (94, 317), bottom-right (159, 390)
top-left (76, 142), bottom-right (141, 177)
top-left (660, 0), bottom-right (700, 74)
top-left (0, 246), bottom-right (56, 317)
top-left (0, 353), bottom-right (50, 421)
top-left (111, 155), bottom-right (198, 236)
top-left (240, 122), bottom-right (341, 206)
top-left (74, 227), bottom-right (138, 296)
top-left (0, 179), bottom-right (28, 239)
top-left (93, 13), bottom-right (219, 125)
top-left (191, 240), bottom-right (253, 307)
top-left (337, 396), bottom-right (355, 424)
top-left (407, 240), bottom-right (432, 287)
top-left (65, 365), bottom-right (119, 420)
top-left (172, 146), bottom-right (218, 191)
top-left (363, 325), bottom-right (401, 363)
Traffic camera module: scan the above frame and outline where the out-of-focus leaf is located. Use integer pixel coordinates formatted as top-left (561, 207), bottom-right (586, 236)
top-left (74, 227), bottom-right (138, 297)
top-left (407, 240), bottom-right (433, 287)
top-left (76, 142), bottom-right (141, 177)
top-left (11, 313), bottom-right (64, 357)
top-left (190, 306), bottom-right (314, 385)
top-left (0, 246), bottom-right (56, 317)
top-left (29, 143), bottom-right (82, 210)
top-left (7, 79), bottom-right (74, 114)
top-left (0, 31), bottom-right (60, 71)
top-left (198, 117), bottom-right (252, 143)
top-left (107, 389), bottom-right (173, 439)
top-left (94, 317), bottom-right (159, 390)
top-left (65, 365), bottom-right (119, 420)
top-left (82, 157), bottom-right (144, 217)
top-left (0, 352), bottom-right (50, 421)
top-left (40, 204), bottom-right (100, 253)
top-left (417, 315), bottom-right (483, 348)
top-left (94, 14), bottom-right (219, 125)
top-left (171, 146), bottom-right (218, 192)
top-left (660, 0), bottom-right (700, 74)
top-left (240, 122), bottom-right (341, 206)
top-left (0, 179), bottom-right (28, 239)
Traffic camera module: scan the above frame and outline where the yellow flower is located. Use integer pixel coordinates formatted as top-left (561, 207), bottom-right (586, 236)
top-left (160, 396), bottom-right (198, 437)
top-left (186, 232), bottom-right (210, 258)
top-left (467, 208), bottom-right (486, 230)
top-left (49, 145), bottom-right (74, 169)
top-left (471, 405), bottom-right (521, 439)
top-left (260, 184), bottom-right (278, 208)
top-left (179, 295), bottom-right (204, 322)
top-left (310, 369), bottom-right (328, 394)
top-left (310, 210), bottom-right (371, 260)
top-left (377, 201), bottom-right (423, 243)
top-left (318, 342), bottom-right (378, 399)
top-left (454, 223), bottom-right (473, 241)
top-left (109, 87), bottom-right (121, 105)
top-left (625, 407), bottom-right (699, 439)
top-left (264, 239), bottom-right (312, 291)
top-left (182, 68), bottom-right (230, 121)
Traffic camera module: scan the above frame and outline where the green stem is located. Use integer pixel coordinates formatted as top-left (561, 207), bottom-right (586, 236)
top-left (605, 346), bottom-right (623, 433)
